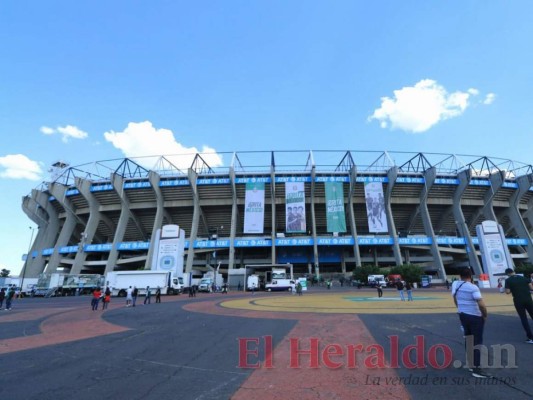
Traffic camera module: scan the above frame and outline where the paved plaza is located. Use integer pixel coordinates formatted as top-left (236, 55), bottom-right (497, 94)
top-left (0, 286), bottom-right (532, 400)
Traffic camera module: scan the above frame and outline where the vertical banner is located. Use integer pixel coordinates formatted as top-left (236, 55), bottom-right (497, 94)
top-left (364, 182), bottom-right (388, 233)
top-left (153, 225), bottom-right (186, 276)
top-left (286, 182), bottom-right (306, 233)
top-left (325, 181), bottom-right (346, 233)
top-left (243, 182), bottom-right (265, 234)
top-left (476, 220), bottom-right (513, 288)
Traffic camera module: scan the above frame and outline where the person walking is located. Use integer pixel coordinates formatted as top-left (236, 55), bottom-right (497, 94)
top-left (396, 280), bottom-right (405, 301)
top-left (155, 286), bottom-right (161, 303)
top-left (132, 286), bottom-right (138, 307)
top-left (497, 279), bottom-right (504, 294)
top-left (0, 288), bottom-right (5, 310)
top-left (5, 287), bottom-right (15, 310)
top-left (91, 287), bottom-right (101, 311)
top-left (504, 268), bottom-right (533, 344)
top-left (452, 268), bottom-right (490, 378)
top-left (296, 281), bottom-right (303, 296)
top-left (405, 281), bottom-right (413, 301)
top-left (126, 286), bottom-right (133, 307)
top-left (445, 279), bottom-right (450, 290)
top-left (376, 284), bottom-right (383, 298)
top-left (102, 287), bottom-right (111, 310)
top-left (144, 286), bottom-right (151, 305)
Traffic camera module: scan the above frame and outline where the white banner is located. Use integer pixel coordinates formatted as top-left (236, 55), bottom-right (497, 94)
top-left (364, 182), bottom-right (388, 233)
top-left (476, 221), bottom-right (512, 287)
top-left (286, 182), bottom-right (306, 233)
top-left (243, 182), bottom-right (265, 234)
top-left (154, 226), bottom-right (185, 276)
top-left (482, 233), bottom-right (508, 275)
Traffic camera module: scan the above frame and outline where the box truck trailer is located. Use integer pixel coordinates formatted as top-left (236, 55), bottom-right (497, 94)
top-left (106, 270), bottom-right (183, 297)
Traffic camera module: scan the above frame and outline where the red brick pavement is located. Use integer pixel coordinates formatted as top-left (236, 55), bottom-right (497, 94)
top-left (0, 305), bottom-right (129, 355)
top-left (185, 299), bottom-right (411, 400)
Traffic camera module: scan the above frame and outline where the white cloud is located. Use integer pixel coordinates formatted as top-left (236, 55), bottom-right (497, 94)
top-left (104, 121), bottom-right (223, 169)
top-left (0, 154), bottom-right (43, 181)
top-left (483, 93), bottom-right (496, 105)
top-left (40, 125), bottom-right (88, 142)
top-left (40, 126), bottom-right (55, 135)
top-left (369, 79), bottom-right (483, 133)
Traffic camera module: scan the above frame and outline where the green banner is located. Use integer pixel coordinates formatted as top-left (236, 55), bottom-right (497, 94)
top-left (244, 182), bottom-right (265, 234)
top-left (325, 182), bottom-right (346, 233)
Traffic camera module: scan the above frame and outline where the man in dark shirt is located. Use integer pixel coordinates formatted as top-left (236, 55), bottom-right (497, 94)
top-left (505, 268), bottom-right (533, 343)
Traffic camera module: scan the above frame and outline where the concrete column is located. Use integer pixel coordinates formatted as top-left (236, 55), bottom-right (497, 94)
top-left (509, 174), bottom-right (533, 263)
top-left (47, 183), bottom-right (84, 273)
top-left (228, 167), bottom-right (237, 270)
top-left (310, 166), bottom-right (319, 273)
top-left (70, 178), bottom-right (103, 274)
top-left (468, 171), bottom-right (504, 231)
top-left (185, 169), bottom-right (200, 273)
top-left (146, 171), bottom-right (166, 270)
top-left (341, 255), bottom-right (346, 274)
top-left (270, 162), bottom-right (276, 263)
top-left (386, 167), bottom-right (403, 266)
top-left (348, 166), bottom-right (362, 267)
top-left (19, 193), bottom-right (43, 278)
top-left (421, 167), bottom-right (446, 279)
top-left (21, 190), bottom-right (58, 276)
top-left (453, 170), bottom-right (482, 275)
top-left (485, 171), bottom-right (504, 221)
top-left (105, 174), bottom-right (129, 275)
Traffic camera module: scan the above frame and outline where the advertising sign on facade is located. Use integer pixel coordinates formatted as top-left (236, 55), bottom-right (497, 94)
top-left (285, 182), bottom-right (306, 233)
top-left (476, 220), bottom-right (513, 288)
top-left (243, 182), bottom-right (265, 234)
top-left (364, 182), bottom-right (388, 233)
top-left (325, 181), bottom-right (346, 233)
top-left (154, 225), bottom-right (185, 276)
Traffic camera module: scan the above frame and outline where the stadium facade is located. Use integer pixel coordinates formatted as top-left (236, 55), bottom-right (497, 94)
top-left (21, 151), bottom-right (533, 280)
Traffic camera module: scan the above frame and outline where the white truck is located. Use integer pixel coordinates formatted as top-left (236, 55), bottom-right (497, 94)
top-left (20, 278), bottom-right (39, 296)
top-left (198, 271), bottom-right (224, 292)
top-left (367, 274), bottom-right (387, 288)
top-left (106, 270), bottom-right (183, 297)
top-left (35, 273), bottom-right (104, 296)
top-left (265, 268), bottom-right (295, 292)
top-left (181, 270), bottom-right (203, 292)
top-left (246, 274), bottom-right (260, 291)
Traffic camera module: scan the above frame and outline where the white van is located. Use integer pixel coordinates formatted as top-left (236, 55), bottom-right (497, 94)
top-left (367, 274), bottom-right (387, 288)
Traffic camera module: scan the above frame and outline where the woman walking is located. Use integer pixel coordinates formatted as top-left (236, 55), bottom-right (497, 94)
top-left (102, 287), bottom-right (111, 310)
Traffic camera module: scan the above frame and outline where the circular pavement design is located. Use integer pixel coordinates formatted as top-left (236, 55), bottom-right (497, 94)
top-left (219, 291), bottom-right (517, 314)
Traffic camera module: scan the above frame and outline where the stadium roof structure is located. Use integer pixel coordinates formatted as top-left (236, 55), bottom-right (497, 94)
top-left (39, 150), bottom-right (532, 188)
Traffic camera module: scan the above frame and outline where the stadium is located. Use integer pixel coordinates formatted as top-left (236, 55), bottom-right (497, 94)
top-left (20, 150), bottom-right (533, 282)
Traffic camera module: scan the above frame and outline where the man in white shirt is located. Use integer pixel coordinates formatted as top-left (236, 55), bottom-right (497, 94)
top-left (126, 286), bottom-right (133, 307)
top-left (452, 268), bottom-right (489, 378)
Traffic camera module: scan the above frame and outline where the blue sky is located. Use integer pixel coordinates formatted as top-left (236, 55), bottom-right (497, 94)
top-left (1, 1), bottom-right (532, 275)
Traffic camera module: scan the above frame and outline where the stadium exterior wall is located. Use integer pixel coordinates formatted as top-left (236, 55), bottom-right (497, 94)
top-left (20, 151), bottom-right (533, 280)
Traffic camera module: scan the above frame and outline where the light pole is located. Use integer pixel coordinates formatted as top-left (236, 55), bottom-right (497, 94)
top-left (211, 225), bottom-right (223, 290)
top-left (20, 226), bottom-right (36, 297)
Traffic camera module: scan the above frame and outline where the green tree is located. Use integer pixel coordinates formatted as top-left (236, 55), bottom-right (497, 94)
top-left (515, 263), bottom-right (533, 277)
top-left (389, 264), bottom-right (424, 285)
top-left (0, 268), bottom-right (10, 277)
top-left (353, 264), bottom-right (381, 283)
